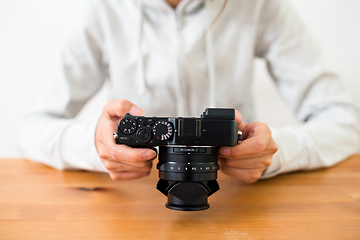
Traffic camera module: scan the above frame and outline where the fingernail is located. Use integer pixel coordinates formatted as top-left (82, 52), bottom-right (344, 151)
top-left (219, 147), bottom-right (231, 156)
top-left (142, 150), bottom-right (157, 161)
top-left (130, 105), bottom-right (144, 116)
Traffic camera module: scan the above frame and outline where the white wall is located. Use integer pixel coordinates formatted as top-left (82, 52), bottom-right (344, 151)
top-left (0, 0), bottom-right (359, 157)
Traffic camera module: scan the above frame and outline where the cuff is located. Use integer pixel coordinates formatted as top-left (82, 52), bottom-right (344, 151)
top-left (260, 127), bottom-right (282, 179)
top-left (61, 117), bottom-right (108, 172)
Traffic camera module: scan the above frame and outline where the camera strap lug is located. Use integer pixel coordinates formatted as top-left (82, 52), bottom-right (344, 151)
top-left (113, 132), bottom-right (120, 144)
top-left (237, 130), bottom-right (242, 144)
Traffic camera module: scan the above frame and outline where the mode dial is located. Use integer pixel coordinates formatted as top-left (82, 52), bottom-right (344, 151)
top-left (153, 121), bottom-right (174, 141)
top-left (119, 117), bottom-right (138, 135)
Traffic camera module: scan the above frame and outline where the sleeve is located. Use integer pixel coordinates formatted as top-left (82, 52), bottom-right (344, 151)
top-left (17, 0), bottom-right (108, 172)
top-left (254, 0), bottom-right (360, 178)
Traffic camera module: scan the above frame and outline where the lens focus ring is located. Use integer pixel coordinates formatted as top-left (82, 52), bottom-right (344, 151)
top-left (156, 146), bottom-right (219, 182)
top-left (158, 162), bottom-right (219, 173)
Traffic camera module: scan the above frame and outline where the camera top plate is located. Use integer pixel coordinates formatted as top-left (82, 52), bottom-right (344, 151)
top-left (114, 108), bottom-right (241, 147)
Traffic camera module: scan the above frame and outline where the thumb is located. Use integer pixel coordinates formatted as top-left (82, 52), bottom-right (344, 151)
top-left (235, 110), bottom-right (247, 130)
top-left (104, 99), bottom-right (144, 118)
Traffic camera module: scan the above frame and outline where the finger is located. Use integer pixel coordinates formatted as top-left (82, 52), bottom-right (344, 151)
top-left (98, 118), bottom-right (155, 161)
top-left (219, 137), bottom-right (278, 160)
top-left (235, 110), bottom-right (247, 130)
top-left (104, 99), bottom-right (144, 118)
top-left (102, 159), bottom-right (153, 172)
top-left (218, 152), bottom-right (265, 160)
top-left (100, 119), bottom-right (123, 148)
top-left (109, 144), bottom-right (157, 167)
top-left (109, 171), bottom-right (151, 180)
top-left (97, 133), bottom-right (157, 168)
top-left (97, 119), bottom-right (157, 167)
top-left (218, 156), bottom-right (271, 169)
top-left (99, 99), bottom-right (145, 153)
top-left (219, 123), bottom-right (271, 156)
top-left (220, 165), bottom-right (263, 183)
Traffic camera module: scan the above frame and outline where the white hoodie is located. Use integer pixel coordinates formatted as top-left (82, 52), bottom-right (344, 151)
top-left (18, 0), bottom-right (360, 178)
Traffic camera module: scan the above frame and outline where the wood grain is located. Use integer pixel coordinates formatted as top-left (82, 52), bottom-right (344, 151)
top-left (0, 155), bottom-right (359, 240)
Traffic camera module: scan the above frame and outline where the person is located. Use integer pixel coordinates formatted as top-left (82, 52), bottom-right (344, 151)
top-left (18, 0), bottom-right (360, 183)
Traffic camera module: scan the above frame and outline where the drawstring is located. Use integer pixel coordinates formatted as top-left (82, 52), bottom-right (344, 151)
top-left (175, 0), bottom-right (194, 117)
top-left (136, 0), bottom-right (228, 113)
top-left (205, 0), bottom-right (228, 108)
top-left (205, 2), bottom-right (216, 108)
top-left (136, 0), bottom-right (146, 104)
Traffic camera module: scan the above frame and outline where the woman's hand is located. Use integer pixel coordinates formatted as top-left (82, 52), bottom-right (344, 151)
top-left (219, 111), bottom-right (278, 183)
top-left (95, 99), bottom-right (157, 180)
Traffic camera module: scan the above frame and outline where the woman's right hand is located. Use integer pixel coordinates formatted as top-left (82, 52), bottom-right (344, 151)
top-left (95, 99), bottom-right (157, 180)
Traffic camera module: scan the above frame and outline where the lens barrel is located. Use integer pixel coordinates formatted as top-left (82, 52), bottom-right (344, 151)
top-left (156, 146), bottom-right (220, 211)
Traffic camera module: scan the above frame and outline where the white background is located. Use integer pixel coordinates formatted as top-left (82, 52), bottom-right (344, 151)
top-left (0, 0), bottom-right (359, 158)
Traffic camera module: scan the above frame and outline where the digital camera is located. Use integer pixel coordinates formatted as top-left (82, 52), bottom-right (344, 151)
top-left (113, 108), bottom-right (242, 211)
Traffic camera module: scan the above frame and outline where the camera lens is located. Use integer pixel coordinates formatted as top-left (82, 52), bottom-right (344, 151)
top-left (114, 109), bottom-right (239, 211)
top-left (156, 146), bottom-right (220, 211)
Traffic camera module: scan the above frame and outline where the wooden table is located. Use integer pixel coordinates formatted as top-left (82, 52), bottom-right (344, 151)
top-left (0, 156), bottom-right (359, 240)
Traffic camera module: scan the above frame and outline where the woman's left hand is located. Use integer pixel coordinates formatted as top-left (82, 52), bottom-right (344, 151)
top-left (218, 111), bottom-right (278, 183)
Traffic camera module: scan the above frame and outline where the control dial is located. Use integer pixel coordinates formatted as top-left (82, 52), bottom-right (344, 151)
top-left (119, 117), bottom-right (138, 135)
top-left (153, 121), bottom-right (174, 141)
top-left (136, 128), bottom-right (152, 143)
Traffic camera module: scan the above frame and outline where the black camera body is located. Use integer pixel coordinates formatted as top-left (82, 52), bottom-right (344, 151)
top-left (115, 108), bottom-right (239, 147)
top-left (114, 108), bottom-right (241, 211)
